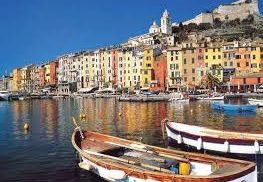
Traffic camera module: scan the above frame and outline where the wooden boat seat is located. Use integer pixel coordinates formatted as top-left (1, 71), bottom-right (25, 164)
top-left (211, 164), bottom-right (240, 175)
top-left (81, 139), bottom-right (123, 153)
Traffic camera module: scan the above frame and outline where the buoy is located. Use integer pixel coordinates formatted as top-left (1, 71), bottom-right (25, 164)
top-left (254, 140), bottom-right (260, 153)
top-left (177, 134), bottom-right (183, 144)
top-left (118, 112), bottom-right (122, 116)
top-left (224, 140), bottom-right (229, 153)
top-left (24, 122), bottom-right (29, 130)
top-left (197, 137), bottom-right (202, 150)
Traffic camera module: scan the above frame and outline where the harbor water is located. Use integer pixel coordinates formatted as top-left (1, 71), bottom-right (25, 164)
top-left (1, 98), bottom-right (263, 182)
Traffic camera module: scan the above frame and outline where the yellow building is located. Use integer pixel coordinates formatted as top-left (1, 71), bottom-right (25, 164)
top-left (44, 64), bottom-right (51, 84)
top-left (167, 47), bottom-right (183, 90)
top-left (124, 50), bottom-right (133, 88)
top-left (142, 48), bottom-right (154, 88)
top-left (251, 45), bottom-right (261, 73)
top-left (12, 68), bottom-right (22, 91)
top-left (204, 45), bottom-right (224, 81)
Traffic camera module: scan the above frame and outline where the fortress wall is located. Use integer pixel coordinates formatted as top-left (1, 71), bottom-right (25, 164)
top-left (213, 1), bottom-right (259, 21)
top-left (183, 13), bottom-right (213, 25)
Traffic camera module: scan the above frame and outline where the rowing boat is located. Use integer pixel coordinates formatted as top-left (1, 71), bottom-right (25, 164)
top-left (163, 118), bottom-right (263, 155)
top-left (72, 118), bottom-right (257, 182)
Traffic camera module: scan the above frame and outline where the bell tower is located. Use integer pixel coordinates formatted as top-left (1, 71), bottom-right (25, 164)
top-left (161, 9), bottom-right (172, 35)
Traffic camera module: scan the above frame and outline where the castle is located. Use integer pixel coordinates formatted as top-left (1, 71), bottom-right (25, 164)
top-left (183, 0), bottom-right (260, 25)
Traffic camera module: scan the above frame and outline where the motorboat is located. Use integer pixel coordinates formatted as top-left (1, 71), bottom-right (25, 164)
top-left (0, 90), bottom-right (11, 101)
top-left (212, 102), bottom-right (257, 112)
top-left (248, 98), bottom-right (263, 107)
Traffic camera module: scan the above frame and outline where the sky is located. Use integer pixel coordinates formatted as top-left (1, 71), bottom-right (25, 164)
top-left (0, 0), bottom-right (262, 75)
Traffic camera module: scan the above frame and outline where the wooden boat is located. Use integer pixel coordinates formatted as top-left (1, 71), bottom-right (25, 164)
top-left (71, 118), bottom-right (257, 182)
top-left (162, 118), bottom-right (263, 155)
top-left (196, 95), bottom-right (224, 100)
top-left (212, 102), bottom-right (257, 112)
top-left (248, 98), bottom-right (263, 107)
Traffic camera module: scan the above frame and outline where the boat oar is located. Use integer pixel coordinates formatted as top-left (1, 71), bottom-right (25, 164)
top-left (72, 117), bottom-right (84, 139)
top-left (105, 141), bottom-right (188, 163)
top-left (81, 149), bottom-right (174, 174)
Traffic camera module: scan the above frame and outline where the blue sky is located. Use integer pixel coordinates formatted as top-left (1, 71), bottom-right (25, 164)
top-left (0, 0), bottom-right (262, 75)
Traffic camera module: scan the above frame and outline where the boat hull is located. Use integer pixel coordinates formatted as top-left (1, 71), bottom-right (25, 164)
top-left (212, 102), bottom-right (257, 112)
top-left (0, 94), bottom-right (10, 101)
top-left (165, 122), bottom-right (263, 155)
top-left (196, 96), bottom-right (224, 100)
top-left (248, 99), bottom-right (263, 107)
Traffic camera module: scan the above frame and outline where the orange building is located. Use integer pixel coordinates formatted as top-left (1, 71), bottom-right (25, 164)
top-left (152, 53), bottom-right (167, 91)
top-left (230, 73), bottom-right (263, 92)
top-left (50, 61), bottom-right (59, 85)
top-left (39, 66), bottom-right (46, 88)
top-left (235, 47), bottom-right (251, 75)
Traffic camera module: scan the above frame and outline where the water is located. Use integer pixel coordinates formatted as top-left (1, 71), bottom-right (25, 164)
top-left (1, 98), bottom-right (263, 182)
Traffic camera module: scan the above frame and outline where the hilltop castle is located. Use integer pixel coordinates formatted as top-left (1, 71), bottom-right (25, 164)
top-left (183, 0), bottom-right (260, 25)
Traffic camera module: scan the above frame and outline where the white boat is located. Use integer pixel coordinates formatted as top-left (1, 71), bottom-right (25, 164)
top-left (72, 118), bottom-right (257, 182)
top-left (248, 98), bottom-right (263, 107)
top-left (196, 95), bottom-right (224, 100)
top-left (169, 93), bottom-right (189, 102)
top-left (18, 97), bottom-right (25, 101)
top-left (0, 91), bottom-right (11, 101)
top-left (162, 119), bottom-right (263, 155)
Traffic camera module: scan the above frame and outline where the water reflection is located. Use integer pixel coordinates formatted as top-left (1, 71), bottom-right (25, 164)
top-left (1, 98), bottom-right (263, 181)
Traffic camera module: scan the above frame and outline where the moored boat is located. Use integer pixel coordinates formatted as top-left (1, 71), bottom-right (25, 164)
top-left (0, 90), bottom-right (11, 101)
top-left (212, 102), bottom-right (257, 112)
top-left (169, 93), bottom-right (189, 103)
top-left (162, 119), bottom-right (263, 155)
top-left (72, 118), bottom-right (257, 182)
top-left (248, 99), bottom-right (263, 107)
top-left (196, 95), bottom-right (224, 100)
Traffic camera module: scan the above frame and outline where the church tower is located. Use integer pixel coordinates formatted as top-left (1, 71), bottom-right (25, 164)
top-left (161, 10), bottom-right (172, 35)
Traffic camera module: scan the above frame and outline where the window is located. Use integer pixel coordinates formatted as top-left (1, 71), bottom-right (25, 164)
top-left (205, 55), bottom-right (208, 60)
top-left (230, 62), bottom-right (233, 67)
top-left (171, 51), bottom-right (174, 56)
top-left (261, 54), bottom-right (263, 59)
top-left (171, 57), bottom-right (174, 61)
top-left (199, 49), bottom-right (202, 53)
top-left (224, 53), bottom-right (227, 58)
top-left (205, 63), bottom-right (208, 67)
top-left (235, 55), bottom-right (241, 59)
top-left (144, 70), bottom-right (148, 75)
top-left (218, 55), bottom-right (221, 59)
top-left (184, 69), bottom-right (187, 74)
top-left (184, 59), bottom-right (186, 64)
top-left (184, 77), bottom-right (187, 82)
top-left (224, 62), bottom-right (227, 67)
top-left (192, 68), bottom-right (195, 73)
top-left (205, 49), bottom-right (208, 52)
top-left (246, 62), bottom-right (249, 67)
top-left (218, 48), bottom-right (221, 52)
top-left (176, 56), bottom-right (178, 60)
top-left (200, 71), bottom-right (204, 76)
top-left (213, 48), bottom-right (215, 52)
top-left (192, 58), bottom-right (195, 64)
top-left (176, 64), bottom-right (179, 69)
top-left (192, 77), bottom-right (195, 81)
top-left (237, 63), bottom-right (240, 67)
top-left (253, 55), bottom-right (256, 60)
top-left (171, 72), bottom-right (174, 78)
top-left (213, 56), bottom-right (216, 60)
top-left (145, 78), bottom-right (148, 84)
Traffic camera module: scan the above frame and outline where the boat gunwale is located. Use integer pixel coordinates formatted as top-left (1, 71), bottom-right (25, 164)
top-left (166, 121), bottom-right (263, 143)
top-left (71, 129), bottom-right (256, 181)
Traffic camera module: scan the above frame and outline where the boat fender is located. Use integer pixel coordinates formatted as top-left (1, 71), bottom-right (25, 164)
top-left (197, 137), bottom-right (202, 150)
top-left (224, 141), bottom-right (229, 153)
top-left (177, 134), bottom-right (182, 144)
top-left (179, 162), bottom-right (191, 175)
top-left (107, 170), bottom-right (126, 180)
top-left (78, 161), bottom-right (93, 171)
top-left (254, 140), bottom-right (260, 153)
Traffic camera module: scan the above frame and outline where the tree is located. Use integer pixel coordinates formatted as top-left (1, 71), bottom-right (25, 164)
top-left (198, 23), bottom-right (212, 30)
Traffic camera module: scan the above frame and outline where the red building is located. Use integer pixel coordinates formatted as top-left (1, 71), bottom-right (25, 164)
top-left (50, 61), bottom-right (59, 85)
top-left (152, 53), bottom-right (167, 91)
